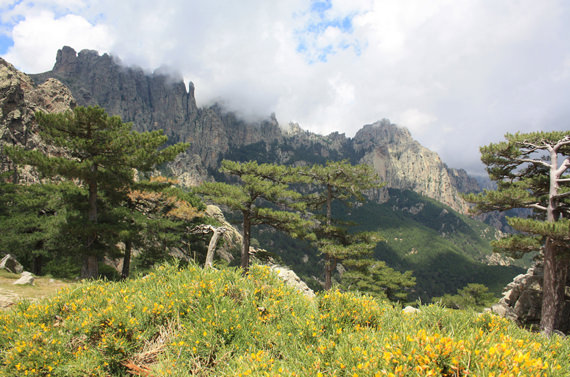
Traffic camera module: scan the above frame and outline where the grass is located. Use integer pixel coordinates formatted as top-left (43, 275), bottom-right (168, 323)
top-left (0, 270), bottom-right (71, 308)
top-left (0, 263), bottom-right (568, 376)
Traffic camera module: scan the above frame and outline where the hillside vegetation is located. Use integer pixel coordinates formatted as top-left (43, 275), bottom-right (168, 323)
top-left (255, 189), bottom-right (525, 301)
top-left (1, 263), bottom-right (567, 376)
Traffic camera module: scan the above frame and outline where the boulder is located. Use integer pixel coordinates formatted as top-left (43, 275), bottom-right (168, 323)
top-left (402, 306), bottom-right (420, 314)
top-left (492, 261), bottom-right (570, 333)
top-left (0, 254), bottom-right (24, 274)
top-left (13, 271), bottom-right (35, 285)
top-left (270, 264), bottom-right (315, 298)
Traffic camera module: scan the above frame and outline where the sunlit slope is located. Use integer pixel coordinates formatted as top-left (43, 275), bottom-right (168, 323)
top-left (0, 264), bottom-right (567, 376)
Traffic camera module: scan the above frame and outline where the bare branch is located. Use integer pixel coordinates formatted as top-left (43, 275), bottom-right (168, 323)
top-left (554, 158), bottom-right (570, 178)
top-left (553, 136), bottom-right (570, 150)
top-left (554, 191), bottom-right (570, 200)
top-left (528, 203), bottom-right (547, 211)
top-left (514, 157), bottom-right (551, 168)
top-left (518, 140), bottom-right (546, 152)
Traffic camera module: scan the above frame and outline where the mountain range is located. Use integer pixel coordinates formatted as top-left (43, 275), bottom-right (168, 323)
top-left (32, 46), bottom-right (480, 212)
top-left (1, 47), bottom-right (525, 300)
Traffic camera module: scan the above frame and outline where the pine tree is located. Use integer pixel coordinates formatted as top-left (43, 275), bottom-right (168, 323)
top-left (341, 257), bottom-right (416, 302)
top-left (6, 106), bottom-right (188, 278)
top-left (0, 173), bottom-right (72, 274)
top-left (301, 160), bottom-right (386, 290)
top-left (464, 131), bottom-right (570, 334)
top-left (122, 176), bottom-right (205, 278)
top-left (197, 160), bottom-right (313, 271)
top-left (432, 283), bottom-right (497, 311)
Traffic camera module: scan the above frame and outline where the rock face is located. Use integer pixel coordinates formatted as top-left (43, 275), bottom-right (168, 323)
top-left (492, 263), bottom-right (570, 333)
top-left (32, 47), bottom-right (283, 180)
top-left (0, 254), bottom-right (24, 274)
top-left (354, 120), bottom-right (471, 212)
top-left (0, 57), bottom-right (75, 181)
top-left (31, 47), bottom-right (482, 213)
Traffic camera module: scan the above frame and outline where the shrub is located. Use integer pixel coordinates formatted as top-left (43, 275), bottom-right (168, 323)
top-left (0, 263), bottom-right (568, 376)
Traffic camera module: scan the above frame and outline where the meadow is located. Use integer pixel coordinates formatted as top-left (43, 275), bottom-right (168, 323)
top-left (0, 263), bottom-right (568, 376)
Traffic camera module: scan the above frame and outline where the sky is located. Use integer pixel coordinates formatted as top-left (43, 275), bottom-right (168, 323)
top-left (1, 0), bottom-right (569, 175)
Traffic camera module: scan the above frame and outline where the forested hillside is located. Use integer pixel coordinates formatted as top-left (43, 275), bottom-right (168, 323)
top-left (1, 48), bottom-right (527, 301)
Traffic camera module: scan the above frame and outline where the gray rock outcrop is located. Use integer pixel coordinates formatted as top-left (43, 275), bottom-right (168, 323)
top-left (491, 262), bottom-right (570, 333)
top-left (270, 264), bottom-right (315, 298)
top-left (354, 120), bottom-right (470, 212)
top-left (0, 57), bottom-right (75, 181)
top-left (0, 254), bottom-right (24, 274)
top-left (13, 271), bottom-right (34, 285)
top-left (31, 47), bottom-right (481, 213)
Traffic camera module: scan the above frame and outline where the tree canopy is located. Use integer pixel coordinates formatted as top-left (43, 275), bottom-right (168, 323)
top-left (5, 106), bottom-right (189, 278)
top-left (464, 131), bottom-right (570, 334)
top-left (300, 161), bottom-right (385, 290)
top-left (197, 160), bottom-right (314, 271)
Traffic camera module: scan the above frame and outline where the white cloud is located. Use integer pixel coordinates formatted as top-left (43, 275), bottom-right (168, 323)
top-left (2, 9), bottom-right (113, 73)
top-left (398, 108), bottom-right (437, 135)
top-left (1, 0), bottom-right (569, 174)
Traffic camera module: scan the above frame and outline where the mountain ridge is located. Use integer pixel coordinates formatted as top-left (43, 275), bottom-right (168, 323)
top-left (0, 50), bottom-right (526, 299)
top-left (32, 46), bottom-right (479, 213)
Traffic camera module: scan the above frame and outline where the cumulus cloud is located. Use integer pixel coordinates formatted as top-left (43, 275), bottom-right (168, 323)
top-left (2, 7), bottom-right (113, 72)
top-left (1, 0), bottom-right (569, 174)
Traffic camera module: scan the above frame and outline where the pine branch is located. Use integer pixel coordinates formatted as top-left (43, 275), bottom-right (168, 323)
top-left (554, 191), bottom-right (570, 200)
top-left (554, 158), bottom-right (570, 177)
top-left (514, 157), bottom-right (551, 168)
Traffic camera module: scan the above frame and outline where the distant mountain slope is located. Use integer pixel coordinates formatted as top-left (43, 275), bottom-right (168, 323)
top-left (253, 188), bottom-right (524, 301)
top-left (32, 46), bottom-right (479, 212)
top-left (15, 47), bottom-right (527, 299)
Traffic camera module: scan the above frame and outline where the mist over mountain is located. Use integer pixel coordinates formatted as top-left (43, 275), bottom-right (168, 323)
top-left (32, 46), bottom-right (481, 213)
top-left (0, 46), bottom-right (528, 299)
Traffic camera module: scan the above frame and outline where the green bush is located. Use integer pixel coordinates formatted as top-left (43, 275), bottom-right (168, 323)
top-left (0, 263), bottom-right (568, 376)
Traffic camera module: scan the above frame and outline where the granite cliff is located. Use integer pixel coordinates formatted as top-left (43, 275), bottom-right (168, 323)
top-left (1, 50), bottom-right (528, 301)
top-left (32, 46), bottom-right (480, 213)
top-left (0, 57), bottom-right (75, 182)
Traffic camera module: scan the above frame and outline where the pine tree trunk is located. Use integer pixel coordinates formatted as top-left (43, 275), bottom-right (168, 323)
top-left (326, 184), bottom-right (332, 227)
top-left (83, 174), bottom-right (99, 279)
top-left (540, 239), bottom-right (567, 335)
top-left (33, 254), bottom-right (42, 275)
top-left (554, 255), bottom-right (569, 331)
top-left (81, 255), bottom-right (99, 279)
top-left (121, 240), bottom-right (132, 280)
top-left (324, 254), bottom-right (336, 290)
top-left (325, 254), bottom-right (332, 290)
top-left (540, 148), bottom-right (567, 335)
top-left (324, 185), bottom-right (333, 290)
top-left (241, 214), bottom-right (251, 272)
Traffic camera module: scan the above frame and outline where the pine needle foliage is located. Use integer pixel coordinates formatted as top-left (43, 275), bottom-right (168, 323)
top-left (464, 131), bottom-right (570, 334)
top-left (5, 106), bottom-right (189, 278)
top-left (300, 160), bottom-right (414, 297)
top-left (197, 160), bottom-right (314, 271)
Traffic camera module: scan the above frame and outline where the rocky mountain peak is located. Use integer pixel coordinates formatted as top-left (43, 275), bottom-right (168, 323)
top-left (354, 119), bottom-right (412, 147)
top-left (0, 57), bottom-right (75, 182)
top-left (53, 45), bottom-right (79, 74)
top-left (28, 47), bottom-right (481, 212)
top-left (353, 118), bottom-right (470, 212)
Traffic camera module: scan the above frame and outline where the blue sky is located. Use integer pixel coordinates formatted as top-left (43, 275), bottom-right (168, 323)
top-left (1, 0), bottom-right (569, 174)
top-left (0, 35), bottom-right (13, 53)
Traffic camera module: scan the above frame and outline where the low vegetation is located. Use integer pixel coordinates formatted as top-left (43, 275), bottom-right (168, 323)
top-left (1, 263), bottom-right (568, 376)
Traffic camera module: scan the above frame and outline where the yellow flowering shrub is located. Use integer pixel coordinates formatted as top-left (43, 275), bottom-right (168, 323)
top-left (0, 263), bottom-right (568, 376)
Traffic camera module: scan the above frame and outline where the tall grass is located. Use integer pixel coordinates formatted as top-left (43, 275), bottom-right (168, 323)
top-left (0, 263), bottom-right (568, 376)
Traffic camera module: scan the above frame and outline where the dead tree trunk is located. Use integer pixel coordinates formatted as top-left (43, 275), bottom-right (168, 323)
top-left (205, 226), bottom-right (227, 269)
top-left (191, 224), bottom-right (227, 269)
